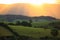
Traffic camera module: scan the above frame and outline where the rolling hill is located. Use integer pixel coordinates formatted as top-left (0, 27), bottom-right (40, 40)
top-left (0, 15), bottom-right (57, 22)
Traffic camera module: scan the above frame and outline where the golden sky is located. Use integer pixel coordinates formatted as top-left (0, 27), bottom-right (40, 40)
top-left (0, 0), bottom-right (60, 19)
top-left (0, 0), bottom-right (56, 4)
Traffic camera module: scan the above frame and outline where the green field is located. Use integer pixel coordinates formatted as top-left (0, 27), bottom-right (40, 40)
top-left (0, 20), bottom-right (60, 40)
top-left (9, 26), bottom-right (60, 38)
top-left (0, 27), bottom-right (13, 36)
top-left (0, 25), bottom-right (60, 38)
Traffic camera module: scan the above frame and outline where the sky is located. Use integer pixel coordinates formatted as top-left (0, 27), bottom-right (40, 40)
top-left (0, 0), bottom-right (60, 19)
top-left (0, 0), bottom-right (56, 4)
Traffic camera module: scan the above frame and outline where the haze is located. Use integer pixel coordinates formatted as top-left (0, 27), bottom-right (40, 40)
top-left (0, 0), bottom-right (60, 19)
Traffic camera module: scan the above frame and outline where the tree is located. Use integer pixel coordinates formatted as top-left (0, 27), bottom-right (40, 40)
top-left (29, 19), bottom-right (32, 27)
top-left (28, 22), bottom-right (32, 27)
top-left (21, 21), bottom-right (28, 26)
top-left (21, 21), bottom-right (32, 27)
top-left (49, 20), bottom-right (60, 29)
top-left (51, 29), bottom-right (58, 37)
top-left (16, 21), bottom-right (21, 25)
top-left (29, 19), bottom-right (32, 23)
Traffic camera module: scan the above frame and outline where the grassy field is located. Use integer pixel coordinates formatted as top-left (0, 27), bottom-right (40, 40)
top-left (0, 21), bottom-right (60, 39)
top-left (32, 21), bottom-right (50, 27)
top-left (0, 27), bottom-right (13, 36)
top-left (9, 26), bottom-right (60, 38)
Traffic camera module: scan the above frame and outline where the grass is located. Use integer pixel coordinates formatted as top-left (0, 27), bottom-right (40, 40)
top-left (32, 21), bottom-right (50, 27)
top-left (0, 27), bottom-right (13, 36)
top-left (10, 26), bottom-right (60, 38)
top-left (0, 25), bottom-right (60, 38)
top-left (0, 21), bottom-right (60, 38)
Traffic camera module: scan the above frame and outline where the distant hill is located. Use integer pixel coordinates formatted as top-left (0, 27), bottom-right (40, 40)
top-left (0, 15), bottom-right (57, 22)
top-left (0, 15), bottom-right (30, 22)
top-left (32, 16), bottom-right (57, 22)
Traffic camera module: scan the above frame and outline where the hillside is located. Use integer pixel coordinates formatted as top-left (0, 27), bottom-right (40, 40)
top-left (0, 15), bottom-right (57, 22)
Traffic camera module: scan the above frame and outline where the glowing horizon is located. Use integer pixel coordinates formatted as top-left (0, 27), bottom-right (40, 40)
top-left (0, 0), bottom-right (56, 5)
top-left (0, 0), bottom-right (60, 19)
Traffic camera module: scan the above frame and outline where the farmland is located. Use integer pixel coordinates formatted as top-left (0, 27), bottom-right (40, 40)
top-left (0, 16), bottom-right (60, 40)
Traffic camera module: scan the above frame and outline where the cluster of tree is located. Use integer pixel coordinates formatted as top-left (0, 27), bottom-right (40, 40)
top-left (8, 20), bottom-right (32, 27)
top-left (51, 29), bottom-right (58, 37)
top-left (49, 20), bottom-right (60, 29)
top-left (16, 21), bottom-right (32, 27)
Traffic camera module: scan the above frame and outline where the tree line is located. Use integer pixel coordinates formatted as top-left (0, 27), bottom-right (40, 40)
top-left (8, 19), bottom-right (32, 27)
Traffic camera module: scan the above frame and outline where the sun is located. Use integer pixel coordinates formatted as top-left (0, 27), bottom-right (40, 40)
top-left (28, 0), bottom-right (44, 5)
top-left (0, 0), bottom-right (56, 5)
top-left (28, 0), bottom-right (56, 5)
